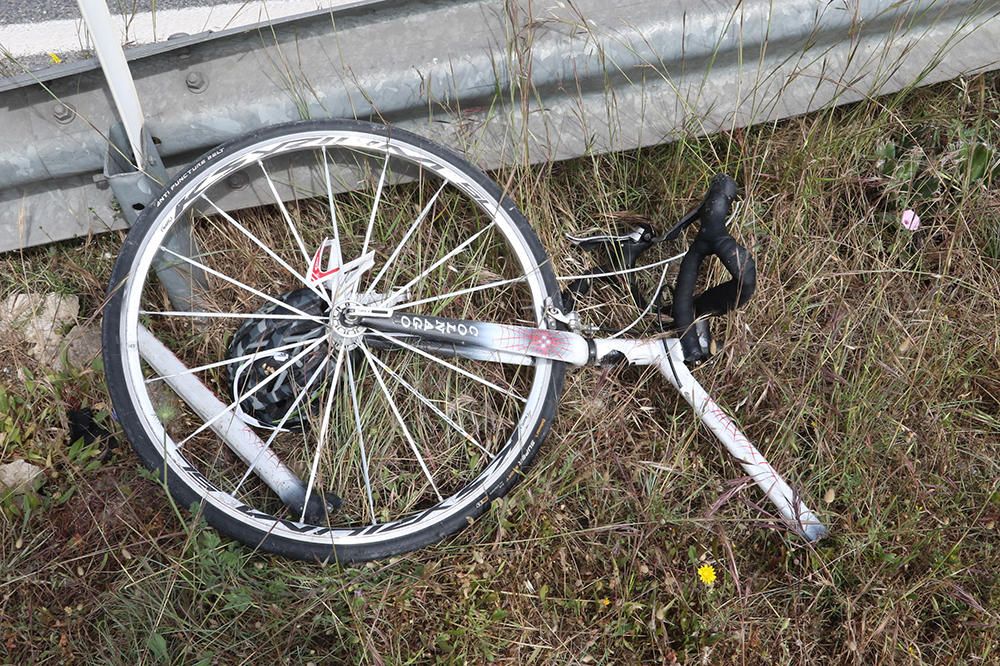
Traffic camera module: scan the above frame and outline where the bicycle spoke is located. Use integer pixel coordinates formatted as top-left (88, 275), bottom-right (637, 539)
top-left (388, 274), bottom-right (529, 311)
top-left (364, 182), bottom-right (447, 298)
top-left (140, 310), bottom-right (322, 322)
top-left (345, 353), bottom-right (377, 524)
top-left (259, 160), bottom-right (312, 268)
top-left (145, 335), bottom-right (321, 384)
top-left (366, 352), bottom-right (493, 460)
top-left (201, 194), bottom-right (330, 303)
top-left (361, 150), bottom-right (390, 258)
top-left (158, 247), bottom-right (325, 324)
top-left (366, 329), bottom-right (525, 403)
top-left (300, 345), bottom-right (347, 522)
top-left (359, 344), bottom-right (442, 502)
top-left (385, 222), bottom-right (496, 305)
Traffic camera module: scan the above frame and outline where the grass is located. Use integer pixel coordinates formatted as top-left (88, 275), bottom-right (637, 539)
top-left (1, 72), bottom-right (998, 664)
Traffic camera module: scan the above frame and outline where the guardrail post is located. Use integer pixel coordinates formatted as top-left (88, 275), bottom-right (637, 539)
top-left (78, 0), bottom-right (205, 310)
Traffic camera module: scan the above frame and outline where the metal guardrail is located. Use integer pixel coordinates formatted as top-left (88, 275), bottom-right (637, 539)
top-left (2, 0), bottom-right (999, 251)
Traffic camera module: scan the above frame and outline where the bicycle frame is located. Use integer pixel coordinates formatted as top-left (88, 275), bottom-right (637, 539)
top-left (137, 299), bottom-right (828, 542)
top-left (351, 309), bottom-right (827, 542)
top-left (80, 0), bottom-right (824, 552)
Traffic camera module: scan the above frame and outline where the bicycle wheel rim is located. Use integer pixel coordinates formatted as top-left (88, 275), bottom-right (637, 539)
top-left (104, 120), bottom-right (563, 560)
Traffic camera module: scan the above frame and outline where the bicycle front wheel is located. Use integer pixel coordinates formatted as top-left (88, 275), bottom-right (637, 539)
top-left (103, 119), bottom-right (565, 562)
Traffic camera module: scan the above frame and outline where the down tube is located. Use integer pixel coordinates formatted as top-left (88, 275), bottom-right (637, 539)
top-left (359, 313), bottom-right (592, 365)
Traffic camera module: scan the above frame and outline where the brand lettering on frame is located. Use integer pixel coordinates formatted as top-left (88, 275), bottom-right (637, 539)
top-left (399, 315), bottom-right (479, 337)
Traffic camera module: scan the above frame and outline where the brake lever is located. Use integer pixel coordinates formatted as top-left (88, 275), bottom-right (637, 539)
top-left (659, 205), bottom-right (701, 242)
top-left (566, 228), bottom-right (645, 250)
top-left (562, 222), bottom-right (659, 311)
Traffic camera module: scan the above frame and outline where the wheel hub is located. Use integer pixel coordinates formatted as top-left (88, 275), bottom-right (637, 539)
top-left (329, 301), bottom-right (365, 348)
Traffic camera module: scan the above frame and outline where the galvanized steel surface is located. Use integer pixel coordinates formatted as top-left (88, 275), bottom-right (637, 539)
top-left (1, 0), bottom-right (999, 250)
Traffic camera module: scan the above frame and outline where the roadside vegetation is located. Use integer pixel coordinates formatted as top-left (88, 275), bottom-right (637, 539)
top-left (0, 72), bottom-right (997, 664)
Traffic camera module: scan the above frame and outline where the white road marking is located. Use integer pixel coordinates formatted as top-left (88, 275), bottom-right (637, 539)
top-left (0, 1), bottom-right (356, 59)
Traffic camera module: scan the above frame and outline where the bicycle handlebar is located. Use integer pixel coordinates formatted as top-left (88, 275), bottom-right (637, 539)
top-left (562, 174), bottom-right (757, 362)
top-left (671, 174), bottom-right (757, 362)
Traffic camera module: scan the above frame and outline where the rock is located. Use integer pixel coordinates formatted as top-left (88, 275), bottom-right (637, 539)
top-left (63, 323), bottom-right (103, 369)
top-left (0, 293), bottom-right (80, 367)
top-left (0, 459), bottom-right (46, 496)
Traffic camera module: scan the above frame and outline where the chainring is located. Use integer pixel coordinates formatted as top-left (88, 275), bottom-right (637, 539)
top-left (226, 287), bottom-right (331, 429)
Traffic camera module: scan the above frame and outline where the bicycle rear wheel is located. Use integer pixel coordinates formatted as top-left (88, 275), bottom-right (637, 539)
top-left (103, 119), bottom-right (565, 562)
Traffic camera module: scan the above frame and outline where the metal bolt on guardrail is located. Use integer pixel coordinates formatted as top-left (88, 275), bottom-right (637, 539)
top-left (52, 102), bottom-right (76, 124)
top-left (185, 71), bottom-right (208, 93)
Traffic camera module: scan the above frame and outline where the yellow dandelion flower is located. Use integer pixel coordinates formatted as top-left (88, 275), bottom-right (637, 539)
top-left (697, 564), bottom-right (717, 586)
top-left (599, 597), bottom-right (611, 607)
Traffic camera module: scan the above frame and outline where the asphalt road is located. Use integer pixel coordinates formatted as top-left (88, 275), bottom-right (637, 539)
top-left (0, 0), bottom-right (351, 71)
top-left (1, 0), bottom-right (237, 25)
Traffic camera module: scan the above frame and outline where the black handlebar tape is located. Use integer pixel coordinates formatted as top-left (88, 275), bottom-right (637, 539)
top-left (672, 245), bottom-right (710, 361)
top-left (672, 174), bottom-right (757, 362)
top-left (693, 236), bottom-right (756, 317)
top-left (700, 174), bottom-right (738, 234)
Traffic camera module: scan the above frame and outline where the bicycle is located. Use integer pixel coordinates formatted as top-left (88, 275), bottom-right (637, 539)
top-left (102, 118), bottom-right (827, 562)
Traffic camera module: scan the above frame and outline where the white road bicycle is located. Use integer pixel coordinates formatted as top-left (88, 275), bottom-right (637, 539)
top-left (103, 119), bottom-right (827, 562)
